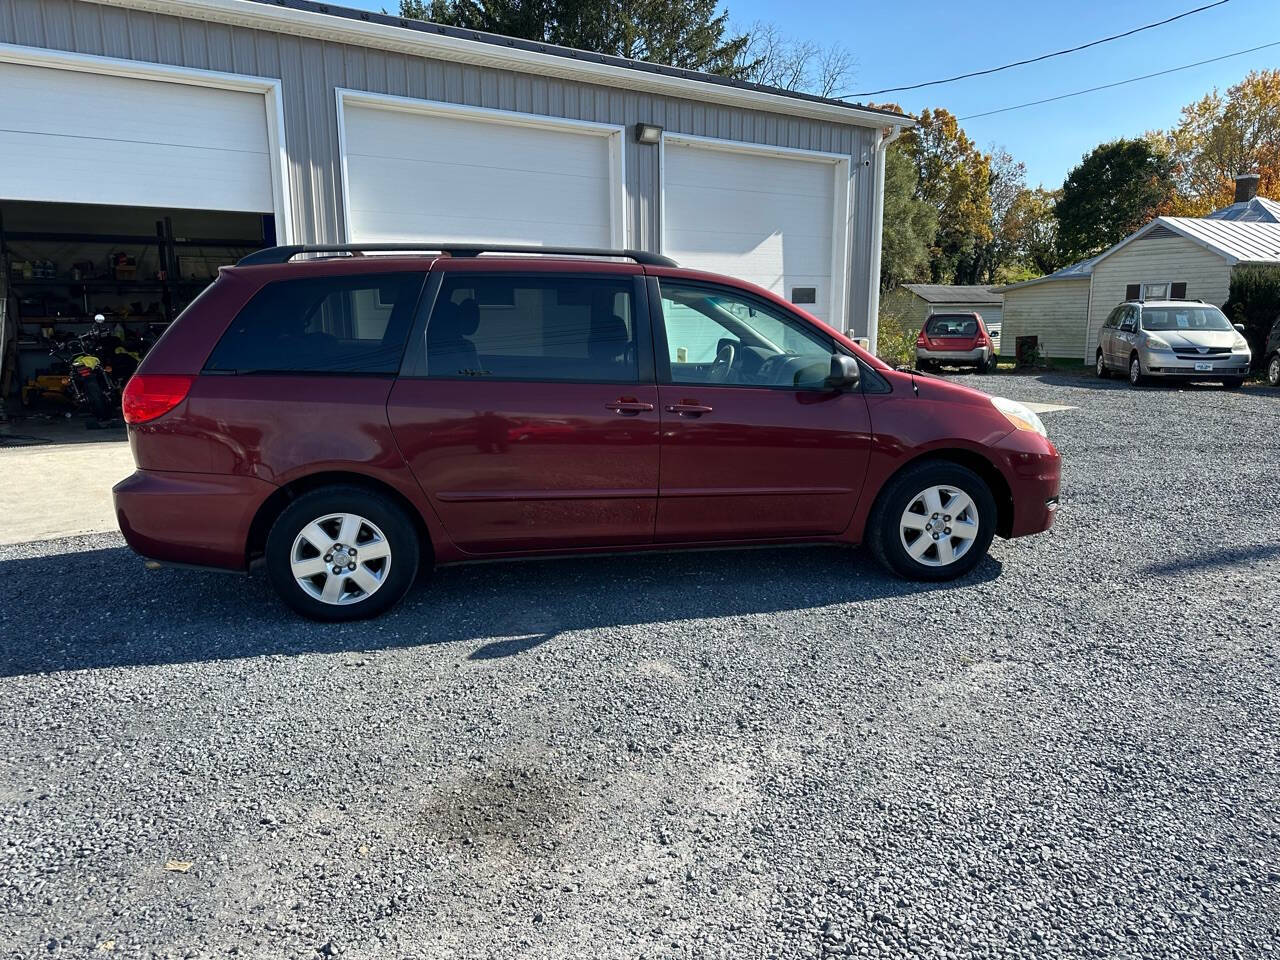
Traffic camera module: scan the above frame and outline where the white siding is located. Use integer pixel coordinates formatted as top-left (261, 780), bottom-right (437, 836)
top-left (340, 98), bottom-right (619, 246)
top-left (1085, 234), bottom-right (1231, 361)
top-left (662, 139), bottom-right (843, 325)
top-left (0, 60), bottom-right (274, 212)
top-left (1002, 279), bottom-right (1091, 360)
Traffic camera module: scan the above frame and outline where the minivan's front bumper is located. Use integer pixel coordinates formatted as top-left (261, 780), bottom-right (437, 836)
top-left (992, 429), bottom-right (1061, 538)
top-left (113, 469), bottom-right (274, 571)
top-left (1140, 349), bottom-right (1250, 378)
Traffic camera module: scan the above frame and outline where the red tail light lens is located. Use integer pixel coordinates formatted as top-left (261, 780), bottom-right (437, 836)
top-left (122, 375), bottom-right (195, 424)
top-left (975, 332), bottom-right (989, 346)
top-left (916, 330), bottom-right (927, 346)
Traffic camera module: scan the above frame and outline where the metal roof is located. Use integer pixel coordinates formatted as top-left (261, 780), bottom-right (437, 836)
top-left (1204, 196), bottom-right (1280, 223)
top-left (902, 284), bottom-right (1002, 304)
top-left (104, 0), bottom-right (911, 129)
top-left (1119, 216), bottom-right (1280, 265)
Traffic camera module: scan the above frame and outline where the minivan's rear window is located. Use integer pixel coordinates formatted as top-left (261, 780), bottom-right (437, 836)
top-left (925, 315), bottom-right (979, 338)
top-left (204, 272), bottom-right (425, 374)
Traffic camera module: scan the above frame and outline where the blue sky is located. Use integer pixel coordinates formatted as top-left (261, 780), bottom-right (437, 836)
top-left (342, 0), bottom-right (1279, 188)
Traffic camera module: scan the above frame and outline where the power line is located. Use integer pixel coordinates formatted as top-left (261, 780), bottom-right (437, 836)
top-left (956, 39), bottom-right (1280, 121)
top-left (840, 0), bottom-right (1231, 98)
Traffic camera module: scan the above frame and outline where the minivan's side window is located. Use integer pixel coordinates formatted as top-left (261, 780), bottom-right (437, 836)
top-left (204, 272), bottom-right (424, 374)
top-left (658, 281), bottom-right (833, 389)
top-left (425, 274), bottom-right (637, 382)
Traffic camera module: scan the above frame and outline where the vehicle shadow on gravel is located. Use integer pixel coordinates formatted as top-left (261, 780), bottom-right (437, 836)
top-left (1, 544), bottom-right (1001, 676)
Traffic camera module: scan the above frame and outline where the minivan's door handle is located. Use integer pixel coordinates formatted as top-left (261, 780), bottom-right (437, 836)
top-left (605, 398), bottom-right (655, 415)
top-left (666, 402), bottom-right (714, 416)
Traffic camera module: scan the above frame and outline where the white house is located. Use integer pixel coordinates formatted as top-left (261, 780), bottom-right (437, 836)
top-left (998, 175), bottom-right (1280, 361)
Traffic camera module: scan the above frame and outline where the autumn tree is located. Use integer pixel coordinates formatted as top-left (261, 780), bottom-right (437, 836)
top-left (1055, 139), bottom-right (1176, 263)
top-left (1162, 69), bottom-right (1280, 214)
top-left (1004, 187), bottom-right (1061, 276)
top-left (897, 108), bottom-right (993, 284)
top-left (400, 0), bottom-right (751, 76)
top-left (975, 146), bottom-right (1026, 283)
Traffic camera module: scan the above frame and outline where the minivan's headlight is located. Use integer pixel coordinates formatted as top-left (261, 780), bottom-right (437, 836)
top-left (991, 396), bottom-right (1047, 437)
top-left (1144, 334), bottom-right (1171, 350)
top-left (1232, 336), bottom-right (1250, 352)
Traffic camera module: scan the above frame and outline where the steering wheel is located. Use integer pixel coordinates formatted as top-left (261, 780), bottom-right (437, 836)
top-left (708, 341), bottom-right (737, 383)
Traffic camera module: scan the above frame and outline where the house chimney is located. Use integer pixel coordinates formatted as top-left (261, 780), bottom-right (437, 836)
top-left (1234, 173), bottom-right (1260, 203)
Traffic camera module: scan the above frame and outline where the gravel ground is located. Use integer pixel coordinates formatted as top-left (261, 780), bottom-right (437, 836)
top-left (1, 373), bottom-right (1278, 960)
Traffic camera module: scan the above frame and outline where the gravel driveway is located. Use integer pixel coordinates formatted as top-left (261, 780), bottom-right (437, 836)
top-left (2, 374), bottom-right (1278, 959)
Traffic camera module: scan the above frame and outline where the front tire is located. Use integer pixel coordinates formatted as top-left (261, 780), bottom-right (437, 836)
top-left (1267, 353), bottom-right (1280, 386)
top-left (265, 485), bottom-right (420, 621)
top-left (1222, 377), bottom-right (1244, 390)
top-left (1096, 350), bottom-right (1109, 379)
top-left (867, 461), bottom-right (997, 582)
top-left (1128, 354), bottom-right (1145, 387)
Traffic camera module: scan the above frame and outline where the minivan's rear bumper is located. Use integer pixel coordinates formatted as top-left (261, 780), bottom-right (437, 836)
top-left (113, 469), bottom-right (274, 570)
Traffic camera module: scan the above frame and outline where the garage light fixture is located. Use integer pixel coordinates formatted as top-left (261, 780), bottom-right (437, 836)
top-left (635, 123), bottom-right (663, 144)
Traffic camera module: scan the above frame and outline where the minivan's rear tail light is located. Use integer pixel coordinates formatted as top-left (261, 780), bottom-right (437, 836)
top-left (122, 374), bottom-right (195, 424)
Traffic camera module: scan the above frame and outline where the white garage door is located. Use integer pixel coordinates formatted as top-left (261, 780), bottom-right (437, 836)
top-left (340, 95), bottom-right (623, 247)
top-left (0, 61), bottom-right (275, 212)
top-left (662, 137), bottom-right (848, 325)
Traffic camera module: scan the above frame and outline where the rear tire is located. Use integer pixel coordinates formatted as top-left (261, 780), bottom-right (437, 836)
top-left (1096, 350), bottom-right (1109, 379)
top-left (83, 378), bottom-right (110, 420)
top-left (867, 461), bottom-right (997, 582)
top-left (265, 485), bottom-right (420, 622)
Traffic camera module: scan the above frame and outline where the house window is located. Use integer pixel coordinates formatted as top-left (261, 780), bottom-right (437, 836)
top-left (1141, 282), bottom-right (1170, 300)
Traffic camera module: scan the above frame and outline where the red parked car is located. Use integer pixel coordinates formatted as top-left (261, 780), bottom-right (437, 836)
top-left (114, 245), bottom-right (1060, 621)
top-left (915, 312), bottom-right (995, 373)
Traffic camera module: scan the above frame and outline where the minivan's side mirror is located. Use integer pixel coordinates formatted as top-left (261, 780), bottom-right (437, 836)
top-left (1233, 322), bottom-right (1248, 336)
top-left (825, 353), bottom-right (860, 391)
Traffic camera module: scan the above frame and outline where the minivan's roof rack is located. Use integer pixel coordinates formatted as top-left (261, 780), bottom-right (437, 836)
top-left (237, 243), bottom-right (678, 268)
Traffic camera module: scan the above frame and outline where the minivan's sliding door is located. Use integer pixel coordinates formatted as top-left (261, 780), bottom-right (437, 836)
top-left (387, 267), bottom-right (659, 554)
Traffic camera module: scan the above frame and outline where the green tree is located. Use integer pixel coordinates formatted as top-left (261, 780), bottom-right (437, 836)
top-left (1162, 69), bottom-right (1280, 215)
top-left (1055, 139), bottom-right (1175, 263)
top-left (401, 0), bottom-right (751, 77)
top-left (898, 108), bottom-right (993, 285)
top-left (879, 143), bottom-right (937, 289)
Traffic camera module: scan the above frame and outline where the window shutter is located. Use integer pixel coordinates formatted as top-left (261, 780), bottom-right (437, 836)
top-left (1125, 284), bottom-right (1141, 301)
top-left (1170, 282), bottom-right (1187, 299)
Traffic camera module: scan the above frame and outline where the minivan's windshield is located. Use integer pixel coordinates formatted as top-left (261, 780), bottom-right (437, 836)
top-left (1141, 306), bottom-right (1232, 332)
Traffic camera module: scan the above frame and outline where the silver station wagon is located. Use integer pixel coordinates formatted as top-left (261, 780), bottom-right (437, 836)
top-left (1095, 300), bottom-right (1252, 388)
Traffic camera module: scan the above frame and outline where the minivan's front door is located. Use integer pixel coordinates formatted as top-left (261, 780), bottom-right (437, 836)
top-left (650, 278), bottom-right (872, 542)
top-left (387, 268), bottom-right (659, 554)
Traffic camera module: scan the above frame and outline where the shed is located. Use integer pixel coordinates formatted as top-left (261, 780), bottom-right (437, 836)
top-left (899, 284), bottom-right (1004, 349)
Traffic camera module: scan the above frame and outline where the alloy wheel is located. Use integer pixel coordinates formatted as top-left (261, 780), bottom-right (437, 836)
top-left (898, 485), bottom-right (980, 568)
top-left (289, 512), bottom-right (392, 605)
top-left (1096, 352), bottom-right (1106, 377)
top-left (1129, 357), bottom-right (1142, 386)
top-left (1269, 354), bottom-right (1280, 386)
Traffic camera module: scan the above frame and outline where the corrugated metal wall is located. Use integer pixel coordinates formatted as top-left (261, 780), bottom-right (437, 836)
top-left (0, 0), bottom-right (883, 334)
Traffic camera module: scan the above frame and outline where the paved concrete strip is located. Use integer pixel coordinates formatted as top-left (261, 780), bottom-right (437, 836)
top-left (1021, 402), bottom-right (1077, 414)
top-left (0, 441), bottom-right (135, 546)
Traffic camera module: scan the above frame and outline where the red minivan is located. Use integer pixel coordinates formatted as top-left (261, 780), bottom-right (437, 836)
top-left (113, 245), bottom-right (1060, 621)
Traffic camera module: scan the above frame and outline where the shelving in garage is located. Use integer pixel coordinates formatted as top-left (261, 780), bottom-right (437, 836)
top-left (0, 201), bottom-right (272, 400)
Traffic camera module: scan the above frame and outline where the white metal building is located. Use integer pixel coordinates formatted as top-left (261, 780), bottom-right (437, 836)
top-left (0, 0), bottom-right (912, 394)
